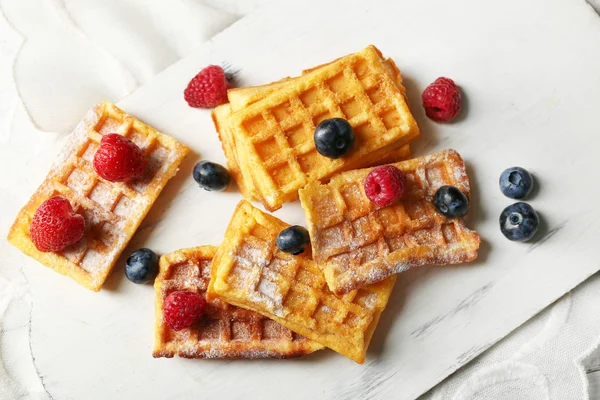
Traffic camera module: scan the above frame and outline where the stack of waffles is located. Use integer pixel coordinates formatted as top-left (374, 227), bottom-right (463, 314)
top-left (213, 45), bottom-right (420, 211)
top-left (155, 47), bottom-right (480, 363)
top-left (6, 47), bottom-right (481, 364)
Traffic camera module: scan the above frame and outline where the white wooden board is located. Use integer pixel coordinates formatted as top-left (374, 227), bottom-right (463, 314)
top-left (13, 0), bottom-right (600, 398)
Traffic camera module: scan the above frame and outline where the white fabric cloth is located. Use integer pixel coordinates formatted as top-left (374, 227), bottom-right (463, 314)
top-left (1, 0), bottom-right (239, 133)
top-left (423, 274), bottom-right (600, 400)
top-left (0, 1), bottom-right (599, 399)
top-left (589, 0), bottom-right (600, 14)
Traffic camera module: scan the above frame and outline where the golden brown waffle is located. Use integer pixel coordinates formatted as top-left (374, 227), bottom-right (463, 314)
top-left (299, 149), bottom-right (481, 295)
top-left (153, 246), bottom-right (322, 358)
top-left (212, 104), bottom-right (255, 198)
top-left (7, 102), bottom-right (189, 291)
top-left (218, 50), bottom-right (413, 204)
top-left (226, 56), bottom-right (405, 111)
top-left (213, 104), bottom-right (412, 200)
top-left (207, 200), bottom-right (395, 364)
top-left (216, 52), bottom-right (411, 201)
top-left (218, 45), bottom-right (419, 211)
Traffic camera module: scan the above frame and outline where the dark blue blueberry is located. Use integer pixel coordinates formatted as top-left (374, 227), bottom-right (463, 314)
top-left (125, 248), bottom-right (159, 284)
top-left (276, 226), bottom-right (310, 255)
top-left (433, 186), bottom-right (469, 218)
top-left (193, 161), bottom-right (230, 191)
top-left (313, 118), bottom-right (355, 159)
top-left (499, 167), bottom-right (533, 199)
top-left (500, 202), bottom-right (539, 242)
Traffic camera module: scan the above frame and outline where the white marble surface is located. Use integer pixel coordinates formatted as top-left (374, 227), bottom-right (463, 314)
top-left (3, 0), bottom-right (600, 399)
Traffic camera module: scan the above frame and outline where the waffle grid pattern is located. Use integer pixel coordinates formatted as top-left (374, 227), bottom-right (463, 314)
top-left (299, 149), bottom-right (481, 295)
top-left (209, 201), bottom-right (395, 363)
top-left (8, 102), bottom-right (188, 290)
top-left (153, 246), bottom-right (322, 359)
top-left (225, 46), bottom-right (419, 210)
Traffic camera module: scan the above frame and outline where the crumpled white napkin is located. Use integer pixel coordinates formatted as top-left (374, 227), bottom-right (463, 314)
top-left (1, 0), bottom-right (239, 133)
top-left (0, 258), bottom-right (48, 400)
top-left (422, 274), bottom-right (600, 400)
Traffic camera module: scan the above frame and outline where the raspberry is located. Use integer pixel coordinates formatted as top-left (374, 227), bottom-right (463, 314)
top-left (184, 65), bottom-right (229, 108)
top-left (93, 134), bottom-right (147, 182)
top-left (364, 165), bottom-right (406, 207)
top-left (421, 77), bottom-right (462, 122)
top-left (30, 196), bottom-right (85, 252)
top-left (163, 291), bottom-right (206, 331)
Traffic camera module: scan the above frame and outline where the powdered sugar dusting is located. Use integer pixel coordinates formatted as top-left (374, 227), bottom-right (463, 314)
top-left (304, 149), bottom-right (481, 294)
top-left (17, 103), bottom-right (187, 290)
top-left (89, 181), bottom-right (115, 208)
top-left (80, 249), bottom-right (104, 273)
top-left (155, 249), bottom-right (318, 359)
top-left (235, 245), bottom-right (268, 270)
top-left (66, 168), bottom-right (90, 195)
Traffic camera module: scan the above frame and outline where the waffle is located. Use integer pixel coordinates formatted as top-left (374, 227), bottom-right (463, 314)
top-left (213, 104), bottom-right (412, 200)
top-left (218, 45), bottom-right (420, 211)
top-left (212, 104), bottom-right (254, 198)
top-left (226, 56), bottom-right (405, 111)
top-left (207, 200), bottom-right (396, 364)
top-left (7, 102), bottom-right (189, 291)
top-left (153, 246), bottom-right (322, 358)
top-left (299, 149), bottom-right (481, 295)
top-left (215, 51), bottom-right (412, 201)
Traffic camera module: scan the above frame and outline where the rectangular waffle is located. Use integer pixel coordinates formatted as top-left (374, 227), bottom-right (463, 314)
top-left (213, 104), bottom-right (412, 201)
top-left (216, 49), bottom-right (414, 204)
top-left (226, 55), bottom-right (406, 111)
top-left (153, 246), bottom-right (323, 358)
top-left (7, 101), bottom-right (189, 291)
top-left (217, 45), bottom-right (420, 211)
top-left (214, 54), bottom-right (410, 201)
top-left (299, 149), bottom-right (481, 295)
top-left (213, 102), bottom-right (412, 201)
top-left (207, 200), bottom-right (396, 364)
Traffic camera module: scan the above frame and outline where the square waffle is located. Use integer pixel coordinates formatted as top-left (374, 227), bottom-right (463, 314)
top-left (7, 101), bottom-right (189, 291)
top-left (153, 246), bottom-right (323, 358)
top-left (298, 149), bottom-right (481, 295)
top-left (217, 45), bottom-right (420, 211)
top-left (207, 200), bottom-right (396, 364)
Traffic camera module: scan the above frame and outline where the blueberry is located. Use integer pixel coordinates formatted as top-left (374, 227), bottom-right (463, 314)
top-left (500, 202), bottom-right (539, 242)
top-left (499, 167), bottom-right (533, 199)
top-left (125, 248), bottom-right (159, 284)
top-left (193, 161), bottom-right (230, 191)
top-left (313, 118), bottom-right (355, 159)
top-left (276, 226), bottom-right (310, 255)
top-left (433, 186), bottom-right (469, 218)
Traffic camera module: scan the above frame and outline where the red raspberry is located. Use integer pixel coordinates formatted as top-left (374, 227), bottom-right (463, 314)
top-left (30, 196), bottom-right (85, 252)
top-left (421, 77), bottom-right (462, 122)
top-left (93, 134), bottom-right (147, 182)
top-left (364, 165), bottom-right (406, 207)
top-left (164, 291), bottom-right (206, 331)
top-left (184, 65), bottom-right (229, 108)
